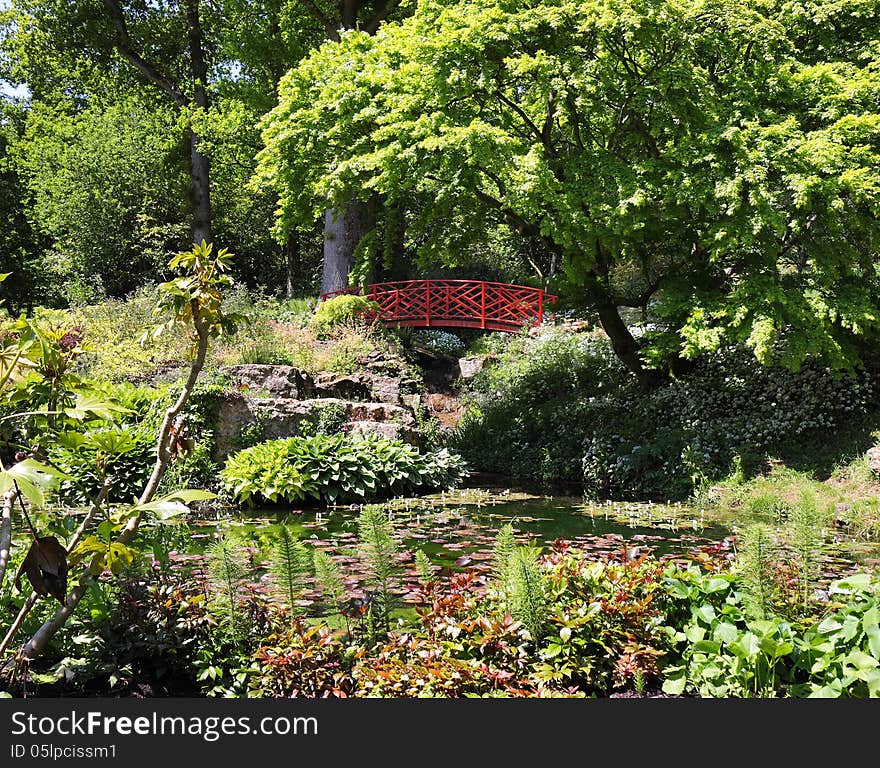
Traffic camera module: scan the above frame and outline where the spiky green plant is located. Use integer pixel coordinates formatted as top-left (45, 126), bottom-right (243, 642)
top-left (492, 523), bottom-right (516, 579)
top-left (415, 549), bottom-right (434, 583)
top-left (270, 524), bottom-right (311, 622)
top-left (313, 549), bottom-right (350, 638)
top-left (504, 546), bottom-right (547, 643)
top-left (206, 535), bottom-right (247, 646)
top-left (787, 491), bottom-right (829, 613)
top-left (737, 523), bottom-right (778, 619)
top-left (357, 504), bottom-right (400, 630)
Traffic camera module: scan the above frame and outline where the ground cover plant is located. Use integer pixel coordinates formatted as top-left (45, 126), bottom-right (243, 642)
top-left (454, 329), bottom-right (880, 499)
top-left (8, 498), bottom-right (876, 699)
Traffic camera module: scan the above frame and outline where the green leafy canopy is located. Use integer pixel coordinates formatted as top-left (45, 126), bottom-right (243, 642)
top-left (257, 0), bottom-right (880, 372)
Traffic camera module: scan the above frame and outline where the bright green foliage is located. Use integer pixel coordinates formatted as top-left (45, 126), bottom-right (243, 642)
top-left (147, 241), bottom-right (242, 349)
top-left (308, 294), bottom-right (378, 338)
top-left (661, 567), bottom-right (795, 697)
top-left (48, 425), bottom-right (155, 505)
top-left (205, 535), bottom-right (248, 647)
top-left (221, 433), bottom-right (467, 505)
top-left (258, 0), bottom-right (880, 376)
top-left (736, 524), bottom-right (779, 620)
top-left (503, 547), bottom-right (547, 643)
top-left (414, 549), bottom-right (434, 583)
top-left (795, 574), bottom-right (880, 698)
top-left (270, 524), bottom-right (312, 621)
top-left (313, 550), bottom-right (347, 616)
top-left (662, 568), bottom-right (880, 698)
top-left (0, 120), bottom-right (45, 312)
top-left (8, 98), bottom-right (186, 302)
top-left (786, 492), bottom-right (832, 611)
top-left (456, 330), bottom-right (878, 499)
top-left (491, 523), bottom-right (516, 580)
top-left (357, 503), bottom-right (400, 630)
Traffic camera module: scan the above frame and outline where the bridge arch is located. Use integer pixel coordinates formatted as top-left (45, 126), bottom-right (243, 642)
top-left (321, 279), bottom-right (556, 333)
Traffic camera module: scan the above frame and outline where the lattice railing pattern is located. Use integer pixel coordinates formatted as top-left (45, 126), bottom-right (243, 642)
top-left (321, 280), bottom-right (556, 333)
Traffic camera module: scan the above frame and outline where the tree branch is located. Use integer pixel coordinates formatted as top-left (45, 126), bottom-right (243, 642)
top-left (0, 492), bottom-right (13, 593)
top-left (364, 0), bottom-right (401, 34)
top-left (495, 89), bottom-right (547, 150)
top-left (300, 0), bottom-right (340, 40)
top-left (101, 0), bottom-right (188, 106)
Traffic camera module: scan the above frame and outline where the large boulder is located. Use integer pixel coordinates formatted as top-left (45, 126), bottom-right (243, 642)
top-left (458, 355), bottom-right (493, 379)
top-left (221, 364), bottom-right (313, 399)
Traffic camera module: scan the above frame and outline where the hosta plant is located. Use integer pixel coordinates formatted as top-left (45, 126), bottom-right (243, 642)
top-left (221, 433), bottom-right (467, 504)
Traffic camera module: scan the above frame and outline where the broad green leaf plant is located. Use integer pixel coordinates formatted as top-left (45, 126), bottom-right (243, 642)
top-left (1, 243), bottom-right (235, 665)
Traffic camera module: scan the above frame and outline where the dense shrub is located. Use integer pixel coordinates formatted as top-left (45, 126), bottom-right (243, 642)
top-left (454, 330), bottom-right (879, 499)
top-left (221, 433), bottom-right (468, 504)
top-left (49, 425), bottom-right (155, 504)
top-left (308, 294), bottom-right (378, 337)
top-left (661, 569), bottom-right (880, 698)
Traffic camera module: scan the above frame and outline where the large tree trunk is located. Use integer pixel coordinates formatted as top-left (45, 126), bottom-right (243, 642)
top-left (320, 196), bottom-right (374, 294)
top-left (188, 129), bottom-right (212, 245)
top-left (285, 231), bottom-right (300, 299)
top-left (594, 300), bottom-right (665, 390)
top-left (186, 0), bottom-right (212, 245)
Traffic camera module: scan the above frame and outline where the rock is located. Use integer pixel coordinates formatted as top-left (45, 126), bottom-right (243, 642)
top-left (458, 355), bottom-right (492, 379)
top-left (369, 375), bottom-right (404, 404)
top-left (346, 420), bottom-right (408, 441)
top-left (867, 446), bottom-right (880, 474)
top-left (221, 365), bottom-right (313, 399)
top-left (215, 395), bottom-right (419, 458)
top-left (313, 373), bottom-right (372, 401)
top-left (400, 394), bottom-right (422, 411)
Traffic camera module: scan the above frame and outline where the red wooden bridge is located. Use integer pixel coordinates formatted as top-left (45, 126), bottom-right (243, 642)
top-left (321, 279), bottom-right (557, 333)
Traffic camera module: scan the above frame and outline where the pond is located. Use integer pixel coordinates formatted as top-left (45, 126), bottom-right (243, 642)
top-left (165, 488), bottom-right (876, 605)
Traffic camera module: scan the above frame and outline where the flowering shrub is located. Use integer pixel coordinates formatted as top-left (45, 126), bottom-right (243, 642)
top-left (413, 330), bottom-right (466, 357)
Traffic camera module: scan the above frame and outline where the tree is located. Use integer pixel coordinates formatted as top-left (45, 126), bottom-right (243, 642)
top-left (9, 96), bottom-right (187, 302)
top-left (2, 0), bottom-right (326, 298)
top-left (292, 0), bottom-right (411, 296)
top-left (256, 0), bottom-right (880, 386)
top-left (0, 102), bottom-right (46, 313)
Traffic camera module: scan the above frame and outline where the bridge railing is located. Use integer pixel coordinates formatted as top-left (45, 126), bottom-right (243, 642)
top-left (321, 279), bottom-right (556, 332)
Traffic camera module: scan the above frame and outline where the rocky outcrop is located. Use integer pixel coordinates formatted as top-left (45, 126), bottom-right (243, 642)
top-left (222, 360), bottom-right (419, 406)
top-left (215, 355), bottom-right (436, 458)
top-left (221, 364), bottom-right (313, 399)
top-left (458, 355), bottom-right (494, 379)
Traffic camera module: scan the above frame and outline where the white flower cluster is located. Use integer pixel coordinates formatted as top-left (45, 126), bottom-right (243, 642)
top-left (414, 330), bottom-right (466, 356)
